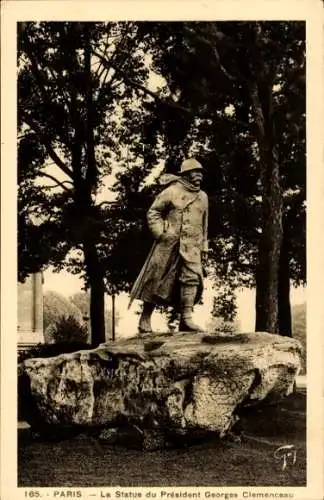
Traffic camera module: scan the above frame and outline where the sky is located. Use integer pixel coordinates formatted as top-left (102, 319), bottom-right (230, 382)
top-left (43, 267), bottom-right (306, 335)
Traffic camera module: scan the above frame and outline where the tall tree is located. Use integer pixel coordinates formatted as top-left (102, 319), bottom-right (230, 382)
top-left (18, 21), bottom-right (157, 346)
top-left (130, 21), bottom-right (306, 333)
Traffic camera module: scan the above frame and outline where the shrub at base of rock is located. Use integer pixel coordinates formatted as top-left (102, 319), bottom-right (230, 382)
top-left (18, 331), bottom-right (302, 449)
top-left (44, 315), bottom-right (89, 345)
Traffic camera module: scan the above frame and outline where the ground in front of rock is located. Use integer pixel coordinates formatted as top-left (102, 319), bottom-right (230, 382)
top-left (18, 389), bottom-right (306, 487)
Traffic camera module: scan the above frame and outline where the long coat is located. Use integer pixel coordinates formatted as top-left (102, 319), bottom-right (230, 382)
top-left (129, 180), bottom-right (208, 308)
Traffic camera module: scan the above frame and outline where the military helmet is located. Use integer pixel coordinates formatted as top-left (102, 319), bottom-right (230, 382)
top-left (180, 158), bottom-right (203, 174)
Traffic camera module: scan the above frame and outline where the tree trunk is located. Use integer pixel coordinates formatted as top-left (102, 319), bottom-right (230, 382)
top-left (83, 26), bottom-right (104, 347)
top-left (111, 293), bottom-right (116, 341)
top-left (63, 27), bottom-right (105, 348)
top-left (89, 272), bottom-right (106, 347)
top-left (83, 241), bottom-right (106, 347)
top-left (251, 81), bottom-right (283, 333)
top-left (84, 25), bottom-right (97, 194)
top-left (278, 221), bottom-right (292, 337)
top-left (255, 148), bottom-right (283, 333)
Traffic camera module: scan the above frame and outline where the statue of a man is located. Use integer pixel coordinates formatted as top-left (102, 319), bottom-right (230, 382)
top-left (129, 158), bottom-right (208, 333)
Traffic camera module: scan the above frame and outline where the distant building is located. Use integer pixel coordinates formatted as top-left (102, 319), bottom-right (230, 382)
top-left (18, 273), bottom-right (44, 350)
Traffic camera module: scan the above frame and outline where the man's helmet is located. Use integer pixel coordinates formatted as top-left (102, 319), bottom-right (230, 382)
top-left (180, 158), bottom-right (203, 174)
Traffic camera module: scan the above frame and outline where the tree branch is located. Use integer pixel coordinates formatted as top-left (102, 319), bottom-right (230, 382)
top-left (94, 50), bottom-right (196, 116)
top-left (21, 32), bottom-right (73, 118)
top-left (23, 116), bottom-right (75, 180)
top-left (94, 30), bottom-right (111, 79)
top-left (94, 35), bottom-right (253, 130)
top-left (38, 172), bottom-right (73, 192)
top-left (127, 78), bottom-right (195, 115)
top-left (94, 24), bottom-right (134, 88)
top-left (96, 200), bottom-right (118, 208)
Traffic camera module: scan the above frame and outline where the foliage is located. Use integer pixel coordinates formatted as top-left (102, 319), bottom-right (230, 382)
top-left (17, 21), bottom-right (161, 344)
top-left (43, 290), bottom-right (83, 333)
top-left (69, 291), bottom-right (91, 317)
top-left (210, 284), bottom-right (238, 323)
top-left (46, 314), bottom-right (89, 344)
top-left (129, 21), bottom-right (306, 330)
top-left (43, 291), bottom-right (88, 344)
top-left (69, 291), bottom-right (119, 339)
top-left (292, 302), bottom-right (306, 374)
top-left (17, 21), bottom-right (157, 282)
top-left (205, 316), bottom-right (240, 335)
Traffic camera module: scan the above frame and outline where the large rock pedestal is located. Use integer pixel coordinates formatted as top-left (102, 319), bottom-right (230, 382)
top-left (18, 332), bottom-right (302, 447)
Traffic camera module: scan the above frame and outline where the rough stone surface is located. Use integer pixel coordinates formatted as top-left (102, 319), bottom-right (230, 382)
top-left (18, 332), bottom-right (302, 443)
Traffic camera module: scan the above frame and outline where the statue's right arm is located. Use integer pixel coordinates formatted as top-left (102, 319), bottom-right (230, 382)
top-left (146, 187), bottom-right (172, 240)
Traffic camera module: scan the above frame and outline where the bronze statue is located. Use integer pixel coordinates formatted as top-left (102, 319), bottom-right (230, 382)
top-left (129, 158), bottom-right (208, 333)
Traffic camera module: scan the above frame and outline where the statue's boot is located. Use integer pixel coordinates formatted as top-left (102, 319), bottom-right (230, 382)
top-left (138, 302), bottom-right (154, 334)
top-left (179, 285), bottom-right (203, 332)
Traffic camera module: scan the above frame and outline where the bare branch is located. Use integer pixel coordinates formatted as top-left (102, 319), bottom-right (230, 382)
top-left (94, 24), bottom-right (141, 89)
top-left (96, 200), bottom-right (118, 208)
top-left (94, 51), bottom-right (195, 116)
top-left (98, 62), bottom-right (110, 83)
top-left (94, 30), bottom-right (111, 78)
top-left (38, 172), bottom-right (73, 193)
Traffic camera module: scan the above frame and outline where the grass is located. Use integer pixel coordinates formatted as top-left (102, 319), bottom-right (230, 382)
top-left (18, 389), bottom-right (306, 487)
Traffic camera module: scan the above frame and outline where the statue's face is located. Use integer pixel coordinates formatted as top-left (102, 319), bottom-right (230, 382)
top-left (185, 169), bottom-right (203, 188)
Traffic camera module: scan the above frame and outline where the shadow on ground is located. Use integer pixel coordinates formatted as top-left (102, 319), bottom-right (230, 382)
top-left (18, 389), bottom-right (306, 487)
